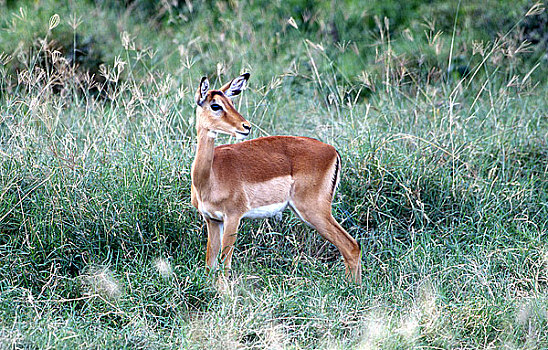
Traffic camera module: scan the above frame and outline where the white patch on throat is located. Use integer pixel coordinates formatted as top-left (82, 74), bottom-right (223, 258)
top-left (207, 130), bottom-right (218, 138)
top-left (243, 202), bottom-right (288, 219)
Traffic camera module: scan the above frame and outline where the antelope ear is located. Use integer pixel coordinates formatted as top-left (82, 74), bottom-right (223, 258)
top-left (220, 73), bottom-right (250, 98)
top-left (195, 76), bottom-right (209, 106)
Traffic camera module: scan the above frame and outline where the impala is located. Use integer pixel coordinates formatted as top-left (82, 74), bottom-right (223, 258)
top-left (191, 73), bottom-right (362, 283)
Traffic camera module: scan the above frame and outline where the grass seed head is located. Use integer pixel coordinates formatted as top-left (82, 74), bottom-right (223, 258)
top-left (397, 313), bottom-right (419, 341)
top-left (80, 266), bottom-right (123, 300)
top-left (154, 258), bottom-right (174, 278)
top-left (48, 14), bottom-right (60, 31)
top-left (357, 312), bottom-right (389, 349)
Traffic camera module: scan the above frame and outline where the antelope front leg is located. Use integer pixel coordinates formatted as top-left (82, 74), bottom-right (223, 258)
top-left (219, 217), bottom-right (241, 274)
top-left (205, 218), bottom-right (223, 271)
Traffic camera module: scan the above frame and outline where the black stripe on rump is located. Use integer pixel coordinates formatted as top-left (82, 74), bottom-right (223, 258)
top-left (330, 152), bottom-right (341, 197)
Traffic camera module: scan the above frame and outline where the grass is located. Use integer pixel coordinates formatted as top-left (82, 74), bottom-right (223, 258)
top-left (1, 0), bottom-right (547, 348)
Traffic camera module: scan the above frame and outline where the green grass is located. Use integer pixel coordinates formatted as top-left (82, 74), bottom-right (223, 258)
top-left (1, 0), bottom-right (547, 348)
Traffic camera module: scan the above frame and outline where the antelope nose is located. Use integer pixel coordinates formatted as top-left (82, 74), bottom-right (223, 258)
top-left (242, 124), bottom-right (251, 131)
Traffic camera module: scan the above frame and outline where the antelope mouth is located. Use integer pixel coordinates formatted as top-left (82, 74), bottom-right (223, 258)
top-left (235, 131), bottom-right (250, 140)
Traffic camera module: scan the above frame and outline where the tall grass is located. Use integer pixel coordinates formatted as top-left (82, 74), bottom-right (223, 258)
top-left (1, 0), bottom-right (547, 348)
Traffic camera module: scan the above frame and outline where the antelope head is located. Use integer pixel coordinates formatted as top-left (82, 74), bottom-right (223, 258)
top-left (195, 73), bottom-right (251, 140)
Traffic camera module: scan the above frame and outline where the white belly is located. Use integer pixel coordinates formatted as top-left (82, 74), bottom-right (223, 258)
top-left (243, 202), bottom-right (288, 219)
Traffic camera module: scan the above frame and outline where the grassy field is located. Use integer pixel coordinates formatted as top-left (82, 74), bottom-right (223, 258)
top-left (1, 0), bottom-right (547, 348)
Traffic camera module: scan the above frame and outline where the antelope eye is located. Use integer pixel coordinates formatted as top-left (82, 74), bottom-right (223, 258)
top-left (210, 104), bottom-right (222, 111)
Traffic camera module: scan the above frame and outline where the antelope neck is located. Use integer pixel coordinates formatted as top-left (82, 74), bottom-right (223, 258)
top-left (192, 126), bottom-right (216, 192)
